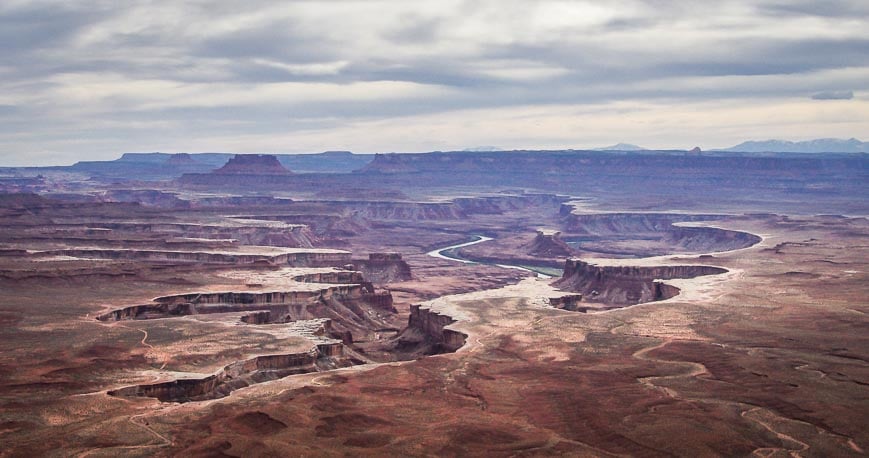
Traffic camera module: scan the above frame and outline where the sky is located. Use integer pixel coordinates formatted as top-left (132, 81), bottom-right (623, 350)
top-left (1, 0), bottom-right (868, 166)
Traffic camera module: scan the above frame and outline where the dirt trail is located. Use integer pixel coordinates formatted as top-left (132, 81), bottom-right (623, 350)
top-left (74, 410), bottom-right (172, 457)
top-left (631, 338), bottom-right (860, 457)
top-left (115, 323), bottom-right (169, 370)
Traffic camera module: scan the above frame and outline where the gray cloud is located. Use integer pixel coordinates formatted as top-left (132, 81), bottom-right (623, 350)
top-left (812, 91), bottom-right (854, 100)
top-left (761, 0), bottom-right (869, 18)
top-left (384, 15), bottom-right (445, 45)
top-left (0, 0), bottom-right (868, 165)
top-left (0, 4), bottom-right (106, 57)
top-left (193, 25), bottom-right (339, 64)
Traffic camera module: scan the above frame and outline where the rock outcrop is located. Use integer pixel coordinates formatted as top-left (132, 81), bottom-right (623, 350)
top-left (292, 271), bottom-right (367, 284)
top-left (101, 190), bottom-right (191, 208)
top-left (523, 230), bottom-right (574, 258)
top-left (351, 253), bottom-right (413, 284)
top-left (548, 294), bottom-right (585, 312)
top-left (662, 225), bottom-right (762, 253)
top-left (560, 212), bottom-right (723, 235)
top-left (108, 322), bottom-right (354, 403)
top-left (360, 150), bottom-right (864, 175)
top-left (45, 247), bottom-right (349, 266)
top-left (213, 154), bottom-right (293, 175)
top-left (164, 153), bottom-right (201, 166)
top-left (97, 283), bottom-right (396, 338)
top-left (393, 304), bottom-right (467, 356)
top-left (14, 219), bottom-right (318, 249)
top-left (558, 212), bottom-right (761, 256)
top-left (554, 259), bottom-right (727, 305)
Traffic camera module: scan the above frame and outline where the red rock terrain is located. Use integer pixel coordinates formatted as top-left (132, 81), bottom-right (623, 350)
top-left (0, 149), bottom-right (866, 456)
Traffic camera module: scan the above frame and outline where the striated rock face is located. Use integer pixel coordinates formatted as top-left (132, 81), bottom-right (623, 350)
top-left (97, 302), bottom-right (196, 321)
top-left (559, 212), bottom-right (761, 257)
top-left (164, 153), bottom-right (200, 166)
top-left (240, 310), bottom-right (271, 324)
top-left (184, 195), bottom-right (563, 227)
top-left (652, 280), bottom-right (681, 301)
top-left (293, 271), bottom-right (367, 284)
top-left (560, 212), bottom-right (723, 235)
top-left (523, 230), bottom-right (574, 258)
top-left (314, 187), bottom-right (410, 200)
top-left (101, 190), bottom-right (190, 208)
top-left (21, 220), bottom-right (318, 249)
top-left (351, 253), bottom-right (412, 284)
top-left (42, 247), bottom-right (348, 266)
top-left (97, 282), bottom-right (397, 341)
top-left (213, 154), bottom-right (293, 175)
top-left (663, 225), bottom-right (762, 252)
top-left (109, 340), bottom-right (352, 403)
top-left (395, 304), bottom-right (467, 355)
top-left (554, 259), bottom-right (727, 305)
top-left (361, 150), bottom-right (865, 175)
top-left (102, 284), bottom-right (370, 317)
top-left (154, 285), bottom-right (368, 305)
top-left (548, 294), bottom-right (585, 312)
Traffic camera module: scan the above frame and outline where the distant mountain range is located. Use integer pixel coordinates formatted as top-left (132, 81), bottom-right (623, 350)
top-left (591, 139), bottom-right (866, 153)
top-left (718, 138), bottom-right (867, 153)
top-left (596, 143), bottom-right (647, 151)
top-left (65, 151), bottom-right (373, 181)
top-left (462, 146), bottom-right (504, 152)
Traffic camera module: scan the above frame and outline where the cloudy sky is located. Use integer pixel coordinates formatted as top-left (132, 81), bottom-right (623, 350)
top-left (1, 0), bottom-right (868, 165)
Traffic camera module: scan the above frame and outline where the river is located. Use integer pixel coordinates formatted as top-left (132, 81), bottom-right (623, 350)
top-left (425, 235), bottom-right (553, 279)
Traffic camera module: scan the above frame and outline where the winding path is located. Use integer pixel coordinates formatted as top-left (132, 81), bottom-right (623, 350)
top-left (630, 338), bottom-right (863, 456)
top-left (115, 323), bottom-right (169, 370)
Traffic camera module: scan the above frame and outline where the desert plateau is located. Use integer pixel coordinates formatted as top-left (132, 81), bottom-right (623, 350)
top-left (0, 150), bottom-right (866, 456)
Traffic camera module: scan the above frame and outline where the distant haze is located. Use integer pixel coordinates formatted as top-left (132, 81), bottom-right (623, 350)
top-left (0, 1), bottom-right (868, 166)
top-left (717, 138), bottom-right (868, 153)
top-left (597, 143), bottom-right (647, 151)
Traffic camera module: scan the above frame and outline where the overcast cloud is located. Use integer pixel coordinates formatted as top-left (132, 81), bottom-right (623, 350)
top-left (1, 0), bottom-right (867, 165)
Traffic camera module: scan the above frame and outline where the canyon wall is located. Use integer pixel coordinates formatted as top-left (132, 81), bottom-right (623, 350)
top-left (109, 342), bottom-right (350, 403)
top-left (351, 253), bottom-right (413, 284)
top-left (213, 154), bottom-right (294, 175)
top-left (559, 212), bottom-right (761, 256)
top-left (152, 285), bottom-right (369, 306)
top-left (362, 150), bottom-right (864, 175)
top-left (403, 304), bottom-right (467, 354)
top-left (560, 212), bottom-right (723, 235)
top-left (97, 283), bottom-right (396, 344)
top-left (554, 259), bottom-right (727, 305)
top-left (663, 225), bottom-right (762, 252)
top-left (12, 222), bottom-right (317, 249)
top-left (292, 271), bottom-right (367, 284)
top-left (523, 230), bottom-right (574, 258)
top-left (45, 248), bottom-right (349, 266)
top-left (548, 294), bottom-right (586, 312)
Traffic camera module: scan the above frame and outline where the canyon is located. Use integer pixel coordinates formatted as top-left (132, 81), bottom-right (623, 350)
top-left (0, 150), bottom-right (866, 456)
top-left (554, 259), bottom-right (728, 305)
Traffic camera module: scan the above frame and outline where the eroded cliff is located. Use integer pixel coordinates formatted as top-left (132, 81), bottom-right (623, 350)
top-left (351, 253), bottom-right (413, 284)
top-left (522, 230), bottom-right (574, 258)
top-left (554, 259), bottom-right (727, 305)
top-left (109, 331), bottom-right (352, 403)
top-left (213, 154), bottom-right (294, 175)
top-left (44, 247), bottom-right (350, 266)
top-left (97, 283), bottom-right (396, 339)
top-left (559, 212), bottom-right (761, 257)
top-left (392, 304), bottom-right (467, 357)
